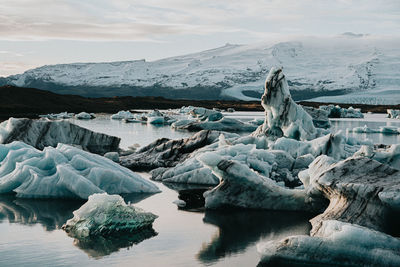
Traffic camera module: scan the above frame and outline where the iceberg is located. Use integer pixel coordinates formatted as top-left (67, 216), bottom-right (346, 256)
top-left (39, 111), bottom-right (74, 120)
top-left (387, 109), bottom-right (400, 119)
top-left (199, 154), bottom-right (322, 211)
top-left (120, 130), bottom-right (232, 170)
top-left (304, 155), bottom-right (400, 234)
top-left (348, 125), bottom-right (400, 134)
top-left (75, 112), bottom-right (95, 120)
top-left (0, 118), bottom-right (120, 155)
top-left (258, 220), bottom-right (400, 267)
top-left (172, 117), bottom-right (258, 132)
top-left (63, 193), bottom-right (158, 237)
top-left (320, 104), bottom-right (364, 118)
top-left (111, 110), bottom-right (134, 120)
top-left (252, 68), bottom-right (317, 140)
top-left (302, 106), bottom-right (331, 129)
top-left (147, 116), bottom-right (164, 124)
top-left (0, 141), bottom-right (159, 199)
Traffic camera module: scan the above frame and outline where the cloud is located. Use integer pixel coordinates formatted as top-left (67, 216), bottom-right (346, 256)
top-left (0, 0), bottom-right (399, 41)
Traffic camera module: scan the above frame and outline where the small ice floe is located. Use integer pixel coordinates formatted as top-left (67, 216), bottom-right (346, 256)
top-left (387, 109), bottom-right (400, 119)
top-left (62, 193), bottom-right (158, 238)
top-left (347, 125), bottom-right (400, 134)
top-left (75, 112), bottom-right (95, 120)
top-left (111, 110), bottom-right (134, 120)
top-left (173, 199), bottom-right (187, 208)
top-left (320, 104), bottom-right (364, 118)
top-left (39, 111), bottom-right (74, 120)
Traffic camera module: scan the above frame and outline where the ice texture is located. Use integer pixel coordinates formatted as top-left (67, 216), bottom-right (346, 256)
top-left (63, 193), bottom-right (158, 237)
top-left (0, 141), bottom-right (159, 198)
top-left (304, 155), bottom-right (400, 234)
top-left (258, 220), bottom-right (400, 267)
top-left (253, 68), bottom-right (317, 140)
top-left (199, 155), bottom-right (320, 211)
top-left (0, 117), bottom-right (120, 154)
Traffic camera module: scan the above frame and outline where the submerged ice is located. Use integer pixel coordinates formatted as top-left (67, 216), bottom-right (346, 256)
top-left (0, 141), bottom-right (159, 199)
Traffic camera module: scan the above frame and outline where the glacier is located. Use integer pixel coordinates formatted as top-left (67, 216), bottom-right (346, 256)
top-left (2, 36), bottom-right (400, 104)
top-left (0, 141), bottom-right (159, 198)
top-left (0, 117), bottom-right (121, 155)
top-left (62, 193), bottom-right (158, 238)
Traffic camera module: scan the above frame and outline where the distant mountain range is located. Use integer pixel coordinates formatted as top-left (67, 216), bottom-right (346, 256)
top-left (1, 35), bottom-right (399, 104)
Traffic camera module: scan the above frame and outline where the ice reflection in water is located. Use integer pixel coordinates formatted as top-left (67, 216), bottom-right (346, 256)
top-left (0, 193), bottom-right (158, 259)
top-left (198, 210), bottom-right (312, 265)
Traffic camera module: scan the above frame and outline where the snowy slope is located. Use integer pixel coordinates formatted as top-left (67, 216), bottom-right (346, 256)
top-left (1, 35), bottom-right (399, 104)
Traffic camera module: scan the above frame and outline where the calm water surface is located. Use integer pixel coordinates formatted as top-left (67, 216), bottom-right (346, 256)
top-left (0, 112), bottom-right (399, 266)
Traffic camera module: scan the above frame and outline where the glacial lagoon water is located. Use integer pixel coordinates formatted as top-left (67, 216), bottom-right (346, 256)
top-left (1, 112), bottom-right (399, 267)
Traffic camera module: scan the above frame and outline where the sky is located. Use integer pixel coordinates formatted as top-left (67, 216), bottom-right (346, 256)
top-left (0, 0), bottom-right (399, 76)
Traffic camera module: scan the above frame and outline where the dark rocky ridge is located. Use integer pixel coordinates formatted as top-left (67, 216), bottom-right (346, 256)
top-left (0, 85), bottom-right (398, 120)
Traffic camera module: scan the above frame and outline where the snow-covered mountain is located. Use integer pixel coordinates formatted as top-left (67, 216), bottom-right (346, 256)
top-left (1, 35), bottom-right (399, 104)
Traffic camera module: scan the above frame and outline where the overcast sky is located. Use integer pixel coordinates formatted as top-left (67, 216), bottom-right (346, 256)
top-left (1, 0), bottom-right (399, 76)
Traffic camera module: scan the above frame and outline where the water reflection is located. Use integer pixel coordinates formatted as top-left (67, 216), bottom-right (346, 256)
top-left (0, 193), bottom-right (158, 259)
top-left (0, 194), bottom-right (83, 231)
top-left (197, 210), bottom-right (313, 264)
top-left (71, 228), bottom-right (158, 259)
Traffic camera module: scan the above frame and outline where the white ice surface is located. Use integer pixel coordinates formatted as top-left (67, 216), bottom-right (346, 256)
top-left (0, 141), bottom-right (159, 198)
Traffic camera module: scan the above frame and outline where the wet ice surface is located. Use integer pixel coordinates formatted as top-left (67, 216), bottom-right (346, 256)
top-left (0, 111), bottom-right (399, 266)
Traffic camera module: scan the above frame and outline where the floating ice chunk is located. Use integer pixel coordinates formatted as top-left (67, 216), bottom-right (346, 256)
top-left (379, 126), bottom-right (400, 134)
top-left (258, 220), bottom-right (400, 267)
top-left (172, 117), bottom-right (257, 132)
top-left (253, 68), bottom-right (317, 140)
top-left (348, 125), bottom-right (400, 134)
top-left (111, 110), bottom-right (134, 120)
top-left (173, 199), bottom-right (187, 208)
top-left (0, 118), bottom-right (120, 155)
top-left (75, 112), bottom-right (95, 120)
top-left (199, 156), bottom-right (318, 211)
top-left (63, 193), bottom-right (158, 238)
top-left (387, 109), bottom-right (400, 119)
top-left (147, 116), bottom-right (164, 124)
top-left (0, 141), bottom-right (159, 198)
top-left (320, 104), bottom-right (364, 118)
top-left (120, 130), bottom-right (224, 170)
top-left (39, 111), bottom-right (74, 120)
top-left (302, 106), bottom-right (331, 129)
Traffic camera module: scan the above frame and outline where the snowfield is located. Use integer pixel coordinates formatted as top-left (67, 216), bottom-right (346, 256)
top-left (1, 35), bottom-right (399, 104)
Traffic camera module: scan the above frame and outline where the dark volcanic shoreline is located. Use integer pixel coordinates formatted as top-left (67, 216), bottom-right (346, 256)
top-left (0, 85), bottom-right (398, 120)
